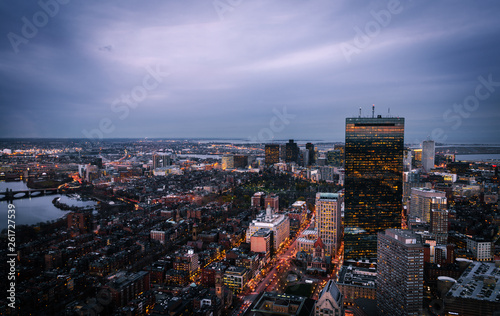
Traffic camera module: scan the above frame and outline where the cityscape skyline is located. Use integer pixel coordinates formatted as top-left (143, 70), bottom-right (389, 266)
top-left (1, 1), bottom-right (500, 143)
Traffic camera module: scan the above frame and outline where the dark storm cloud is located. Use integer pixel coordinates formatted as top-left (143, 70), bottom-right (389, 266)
top-left (0, 0), bottom-right (499, 143)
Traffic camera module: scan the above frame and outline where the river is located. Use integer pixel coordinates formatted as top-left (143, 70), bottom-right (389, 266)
top-left (0, 181), bottom-right (97, 231)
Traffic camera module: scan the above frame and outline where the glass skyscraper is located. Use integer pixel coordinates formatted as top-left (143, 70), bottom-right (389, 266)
top-left (344, 116), bottom-right (405, 259)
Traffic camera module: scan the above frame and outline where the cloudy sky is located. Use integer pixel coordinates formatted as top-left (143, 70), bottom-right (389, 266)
top-left (1, 0), bottom-right (499, 144)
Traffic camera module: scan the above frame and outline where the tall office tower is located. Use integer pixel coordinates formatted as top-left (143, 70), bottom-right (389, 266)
top-left (306, 142), bottom-right (315, 165)
top-left (316, 192), bottom-right (343, 256)
top-left (221, 155), bottom-right (234, 170)
top-left (285, 139), bottom-right (299, 163)
top-left (280, 144), bottom-right (287, 161)
top-left (377, 229), bottom-right (424, 316)
top-left (422, 140), bottom-right (435, 172)
top-left (264, 144), bottom-right (280, 165)
top-left (344, 116), bottom-right (405, 259)
top-left (403, 148), bottom-right (412, 172)
top-left (431, 209), bottom-right (449, 244)
top-left (412, 149), bottom-right (422, 168)
top-left (300, 149), bottom-right (309, 167)
top-left (153, 152), bottom-right (172, 169)
top-left (233, 154), bottom-right (248, 169)
top-left (409, 187), bottom-right (447, 223)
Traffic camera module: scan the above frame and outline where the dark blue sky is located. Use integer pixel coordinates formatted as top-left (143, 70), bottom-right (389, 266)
top-left (1, 0), bottom-right (499, 144)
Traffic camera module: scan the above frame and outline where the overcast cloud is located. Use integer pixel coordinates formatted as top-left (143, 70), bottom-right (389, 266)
top-left (1, 0), bottom-right (499, 143)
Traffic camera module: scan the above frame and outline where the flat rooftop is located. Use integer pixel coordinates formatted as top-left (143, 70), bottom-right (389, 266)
top-left (446, 261), bottom-right (500, 303)
top-left (337, 265), bottom-right (376, 288)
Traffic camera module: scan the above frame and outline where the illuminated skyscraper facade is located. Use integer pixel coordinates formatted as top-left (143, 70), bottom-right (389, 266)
top-left (377, 229), bottom-right (424, 316)
top-left (316, 192), bottom-right (343, 256)
top-left (265, 144), bottom-right (280, 165)
top-left (344, 116), bottom-right (405, 259)
top-left (409, 187), bottom-right (447, 223)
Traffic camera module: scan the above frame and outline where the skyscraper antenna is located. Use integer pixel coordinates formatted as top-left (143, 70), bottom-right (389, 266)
top-left (388, 107), bottom-right (390, 115)
top-left (372, 104), bottom-right (375, 118)
top-left (359, 107), bottom-right (362, 118)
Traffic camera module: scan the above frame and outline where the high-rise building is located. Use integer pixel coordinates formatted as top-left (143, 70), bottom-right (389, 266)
top-left (285, 139), bottom-right (299, 163)
top-left (315, 192), bottom-right (343, 256)
top-left (422, 140), bottom-right (435, 172)
top-left (403, 148), bottom-right (412, 172)
top-left (344, 116), bottom-right (405, 259)
top-left (233, 154), bottom-right (248, 169)
top-left (301, 149), bottom-right (309, 167)
top-left (412, 148), bottom-right (422, 168)
top-left (222, 155), bottom-right (234, 170)
top-left (409, 187), bottom-right (447, 223)
top-left (377, 229), bottom-right (424, 316)
top-left (306, 142), bottom-right (315, 165)
top-left (153, 152), bottom-right (172, 169)
top-left (430, 209), bottom-right (449, 244)
top-left (265, 144), bottom-right (280, 165)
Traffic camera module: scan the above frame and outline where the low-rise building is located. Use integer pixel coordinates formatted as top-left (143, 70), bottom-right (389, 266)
top-left (443, 261), bottom-right (500, 316)
top-left (223, 266), bottom-right (249, 294)
top-left (315, 280), bottom-right (344, 316)
top-left (467, 237), bottom-right (493, 261)
top-left (337, 265), bottom-right (376, 307)
top-left (246, 204), bottom-right (290, 252)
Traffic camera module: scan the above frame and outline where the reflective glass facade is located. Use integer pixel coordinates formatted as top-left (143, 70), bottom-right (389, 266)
top-left (344, 117), bottom-right (404, 259)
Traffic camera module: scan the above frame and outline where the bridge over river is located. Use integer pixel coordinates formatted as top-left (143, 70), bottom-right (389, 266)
top-left (0, 188), bottom-right (60, 201)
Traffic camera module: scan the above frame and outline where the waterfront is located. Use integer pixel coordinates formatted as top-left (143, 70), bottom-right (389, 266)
top-left (0, 181), bottom-right (97, 231)
top-left (454, 153), bottom-right (500, 162)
